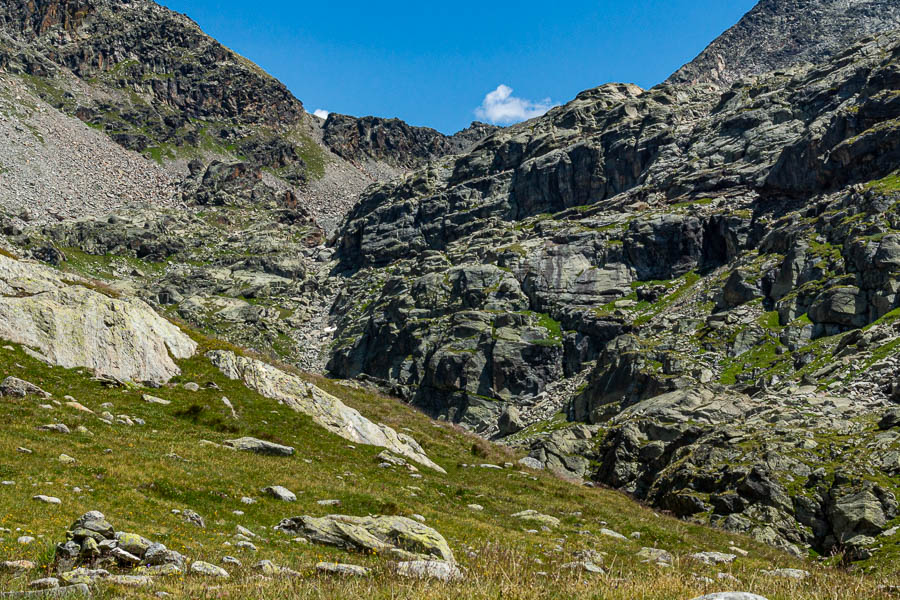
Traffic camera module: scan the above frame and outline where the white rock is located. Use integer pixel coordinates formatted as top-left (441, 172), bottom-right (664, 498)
top-left (33, 495), bottom-right (61, 505)
top-left (261, 486), bottom-right (296, 502)
top-left (142, 394), bottom-right (171, 405)
top-left (395, 560), bottom-right (464, 581)
top-left (599, 528), bottom-right (627, 541)
top-left (0, 255), bottom-right (197, 384)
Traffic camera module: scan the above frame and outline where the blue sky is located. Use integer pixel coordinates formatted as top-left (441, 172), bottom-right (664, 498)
top-left (158, 0), bottom-right (757, 134)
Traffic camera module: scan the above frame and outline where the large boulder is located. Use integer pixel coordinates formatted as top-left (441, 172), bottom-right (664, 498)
top-left (0, 255), bottom-right (196, 384)
top-left (827, 485), bottom-right (898, 542)
top-left (275, 514), bottom-right (454, 563)
top-left (808, 286), bottom-right (868, 328)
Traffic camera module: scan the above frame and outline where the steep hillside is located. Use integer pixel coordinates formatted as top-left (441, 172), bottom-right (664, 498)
top-left (0, 0), bottom-right (494, 231)
top-left (0, 252), bottom-right (874, 600)
top-left (668, 0), bottom-right (900, 86)
top-left (0, 73), bottom-right (177, 224)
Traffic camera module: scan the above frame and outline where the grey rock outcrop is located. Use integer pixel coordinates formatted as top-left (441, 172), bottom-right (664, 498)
top-left (223, 437), bottom-right (295, 457)
top-left (0, 254), bottom-right (196, 384)
top-left (668, 0), bottom-right (900, 87)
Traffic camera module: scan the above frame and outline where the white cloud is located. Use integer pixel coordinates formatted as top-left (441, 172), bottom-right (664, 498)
top-left (313, 109), bottom-right (330, 120)
top-left (474, 84), bottom-right (555, 124)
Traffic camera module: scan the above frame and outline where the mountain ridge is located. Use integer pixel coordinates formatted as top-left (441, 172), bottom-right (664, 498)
top-left (667, 0), bottom-right (900, 86)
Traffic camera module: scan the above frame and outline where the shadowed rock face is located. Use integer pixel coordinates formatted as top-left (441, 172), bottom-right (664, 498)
top-left (667, 0), bottom-right (900, 87)
top-left (323, 114), bottom-right (498, 169)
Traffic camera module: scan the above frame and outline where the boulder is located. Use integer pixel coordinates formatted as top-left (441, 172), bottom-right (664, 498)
top-left (261, 486), bottom-right (297, 502)
top-left (223, 437), bottom-right (295, 457)
top-left (498, 405), bottom-right (526, 436)
top-left (115, 532), bottom-right (151, 556)
top-left (760, 568), bottom-right (809, 579)
top-left (276, 514), bottom-right (454, 562)
top-left (70, 512), bottom-right (114, 539)
top-left (637, 547), bottom-right (673, 566)
top-left (189, 561), bottom-right (229, 578)
top-left (808, 286), bottom-right (867, 328)
top-left (828, 487), bottom-right (896, 541)
top-left (315, 562), bottom-right (369, 577)
top-left (143, 544), bottom-right (185, 569)
top-left (0, 377), bottom-right (51, 398)
top-left (878, 408), bottom-right (900, 430)
top-left (394, 560), bottom-right (464, 581)
top-left (0, 560), bottom-right (36, 573)
top-left (33, 495), bottom-right (61, 505)
top-left (511, 510), bottom-right (560, 528)
top-left (722, 270), bottom-right (762, 308)
top-left (0, 255), bottom-right (196, 384)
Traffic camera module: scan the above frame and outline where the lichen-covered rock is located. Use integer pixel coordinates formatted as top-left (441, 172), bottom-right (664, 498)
top-left (511, 510), bottom-right (560, 528)
top-left (207, 351), bottom-right (444, 472)
top-left (189, 561), bottom-right (229, 578)
top-left (0, 376), bottom-right (51, 398)
top-left (275, 514), bottom-right (455, 563)
top-left (0, 255), bottom-right (196, 384)
top-left (395, 560), bottom-right (464, 581)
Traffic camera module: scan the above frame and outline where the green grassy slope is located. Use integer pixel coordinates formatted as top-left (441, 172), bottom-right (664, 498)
top-left (0, 330), bottom-right (894, 599)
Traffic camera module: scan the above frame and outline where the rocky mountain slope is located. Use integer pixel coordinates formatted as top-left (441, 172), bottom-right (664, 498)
top-left (668, 0), bottom-right (900, 86)
top-left (0, 251), bottom-right (866, 600)
top-left (323, 28), bottom-right (900, 562)
top-left (0, 72), bottom-right (178, 224)
top-left (0, 0), bottom-right (494, 231)
top-left (323, 115), bottom-right (498, 169)
top-left (2, 0), bottom-right (900, 592)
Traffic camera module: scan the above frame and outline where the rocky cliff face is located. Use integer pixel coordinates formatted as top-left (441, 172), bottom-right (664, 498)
top-left (668, 0), bottom-right (900, 86)
top-left (323, 30), bottom-right (900, 559)
top-left (323, 114), bottom-right (498, 169)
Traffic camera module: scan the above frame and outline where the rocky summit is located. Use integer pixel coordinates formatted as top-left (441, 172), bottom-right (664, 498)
top-left (1, 0), bottom-right (900, 599)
